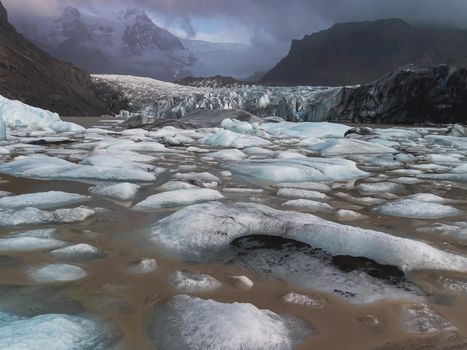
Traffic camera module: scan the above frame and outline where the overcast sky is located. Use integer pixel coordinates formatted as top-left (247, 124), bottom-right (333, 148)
top-left (4, 0), bottom-right (467, 46)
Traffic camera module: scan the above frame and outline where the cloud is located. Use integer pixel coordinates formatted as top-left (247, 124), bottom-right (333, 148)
top-left (3, 0), bottom-right (467, 44)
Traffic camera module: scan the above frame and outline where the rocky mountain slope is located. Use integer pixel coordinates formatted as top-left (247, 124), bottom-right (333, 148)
top-left (93, 64), bottom-right (467, 124)
top-left (0, 1), bottom-right (106, 115)
top-left (261, 19), bottom-right (467, 86)
top-left (11, 7), bottom-right (261, 81)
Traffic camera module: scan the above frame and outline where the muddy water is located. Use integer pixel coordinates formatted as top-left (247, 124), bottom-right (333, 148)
top-left (0, 118), bottom-right (466, 349)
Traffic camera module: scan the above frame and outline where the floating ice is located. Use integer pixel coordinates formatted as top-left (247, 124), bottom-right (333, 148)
top-left (200, 129), bottom-right (271, 148)
top-left (0, 191), bottom-right (90, 210)
top-left (206, 149), bottom-right (247, 160)
top-left (0, 312), bottom-right (117, 350)
top-left (277, 188), bottom-right (328, 201)
top-left (261, 121), bottom-right (350, 139)
top-left (173, 172), bottom-right (220, 183)
top-left (149, 202), bottom-right (467, 273)
top-left (281, 292), bottom-right (324, 309)
top-left (0, 95), bottom-right (85, 133)
top-left (157, 181), bottom-right (199, 192)
top-left (225, 275), bottom-right (254, 290)
top-left (134, 188), bottom-right (224, 210)
top-left (28, 264), bottom-right (87, 283)
top-left (282, 199), bottom-right (335, 213)
top-left (375, 199), bottom-right (463, 219)
top-left (0, 155), bottom-right (156, 183)
top-left (400, 304), bottom-right (455, 334)
top-left (275, 182), bottom-right (331, 192)
top-left (229, 158), bottom-right (368, 183)
top-left (127, 258), bottom-right (157, 274)
top-left (89, 183), bottom-right (140, 202)
top-left (336, 209), bottom-right (367, 222)
top-left (50, 244), bottom-right (104, 262)
top-left (232, 238), bottom-right (424, 304)
top-left (0, 229), bottom-right (65, 252)
top-left (357, 182), bottom-right (405, 194)
top-left (169, 271), bottom-right (222, 293)
top-left (309, 139), bottom-right (396, 156)
top-left (0, 207), bottom-right (95, 227)
top-left (150, 295), bottom-right (310, 350)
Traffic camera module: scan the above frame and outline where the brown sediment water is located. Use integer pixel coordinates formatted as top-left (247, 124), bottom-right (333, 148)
top-left (0, 117), bottom-right (466, 349)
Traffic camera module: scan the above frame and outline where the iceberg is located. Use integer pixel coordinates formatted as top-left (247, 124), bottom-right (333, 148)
top-left (0, 207), bottom-right (95, 227)
top-left (0, 155), bottom-right (156, 183)
top-left (0, 191), bottom-right (90, 209)
top-left (200, 129), bottom-right (271, 148)
top-left (149, 202), bottom-right (467, 273)
top-left (309, 139), bottom-right (396, 156)
top-left (134, 188), bottom-right (224, 210)
top-left (228, 157), bottom-right (368, 183)
top-left (28, 264), bottom-right (87, 283)
top-left (169, 271), bottom-right (222, 293)
top-left (89, 183), bottom-right (140, 202)
top-left (149, 295), bottom-right (310, 350)
top-left (0, 95), bottom-right (84, 133)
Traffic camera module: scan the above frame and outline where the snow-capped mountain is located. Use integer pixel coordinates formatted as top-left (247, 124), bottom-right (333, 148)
top-left (11, 6), bottom-right (264, 81)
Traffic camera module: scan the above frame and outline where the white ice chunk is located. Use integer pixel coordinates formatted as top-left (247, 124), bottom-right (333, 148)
top-left (169, 271), bottom-right (221, 293)
top-left (275, 182), bottom-right (331, 192)
top-left (0, 95), bottom-right (84, 133)
top-left (0, 229), bottom-right (65, 252)
top-left (309, 139), bottom-right (396, 156)
top-left (150, 295), bottom-right (310, 350)
top-left (127, 258), bottom-right (157, 274)
top-left (0, 313), bottom-right (115, 350)
top-left (89, 183), bottom-right (140, 202)
top-left (277, 188), bottom-right (328, 201)
top-left (282, 199), bottom-right (335, 213)
top-left (336, 209), bottom-right (368, 222)
top-left (134, 188), bottom-right (224, 210)
top-left (50, 244), bottom-right (103, 261)
top-left (200, 130), bottom-right (271, 148)
top-left (375, 199), bottom-right (462, 219)
top-left (206, 149), bottom-right (247, 160)
top-left (0, 191), bottom-right (90, 209)
top-left (0, 155), bottom-right (156, 182)
top-left (262, 121), bottom-right (350, 139)
top-left (28, 264), bottom-right (87, 283)
top-left (157, 181), bottom-right (199, 192)
top-left (229, 158), bottom-right (368, 183)
top-left (0, 207), bottom-right (95, 227)
top-left (149, 202), bottom-right (467, 273)
top-left (400, 304), bottom-right (455, 334)
top-left (281, 292), bottom-right (324, 309)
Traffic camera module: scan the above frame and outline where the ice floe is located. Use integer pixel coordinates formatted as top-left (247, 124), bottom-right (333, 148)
top-left (309, 139), bottom-right (396, 156)
top-left (149, 295), bottom-right (310, 350)
top-left (127, 258), bottom-right (157, 274)
top-left (50, 244), bottom-right (105, 262)
top-left (28, 264), bottom-right (87, 283)
top-left (149, 202), bottom-right (467, 273)
top-left (200, 129), bottom-right (271, 148)
top-left (169, 271), bottom-right (222, 293)
top-left (0, 229), bottom-right (65, 252)
top-left (0, 207), bottom-right (95, 227)
top-left (0, 155), bottom-right (156, 183)
top-left (0, 95), bottom-right (84, 133)
top-left (375, 199), bottom-right (463, 219)
top-left (0, 191), bottom-right (90, 209)
top-left (134, 188), bottom-right (224, 210)
top-left (89, 183), bottom-right (140, 202)
top-left (400, 304), bottom-right (455, 334)
top-left (229, 158), bottom-right (368, 183)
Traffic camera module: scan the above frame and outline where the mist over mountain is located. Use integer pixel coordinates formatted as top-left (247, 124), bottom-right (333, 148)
top-left (11, 6), bottom-right (272, 81)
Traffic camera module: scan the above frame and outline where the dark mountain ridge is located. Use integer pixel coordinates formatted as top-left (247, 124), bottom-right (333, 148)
top-left (260, 19), bottom-right (467, 86)
top-left (0, 1), bottom-right (106, 115)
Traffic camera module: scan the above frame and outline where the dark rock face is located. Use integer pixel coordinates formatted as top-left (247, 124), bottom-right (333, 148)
top-left (261, 19), bottom-right (467, 86)
top-left (319, 65), bottom-right (467, 124)
top-left (0, 1), bottom-right (106, 115)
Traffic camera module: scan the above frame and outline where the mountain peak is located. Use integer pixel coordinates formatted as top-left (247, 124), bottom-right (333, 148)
top-left (61, 6), bottom-right (81, 21)
top-left (118, 8), bottom-right (148, 21)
